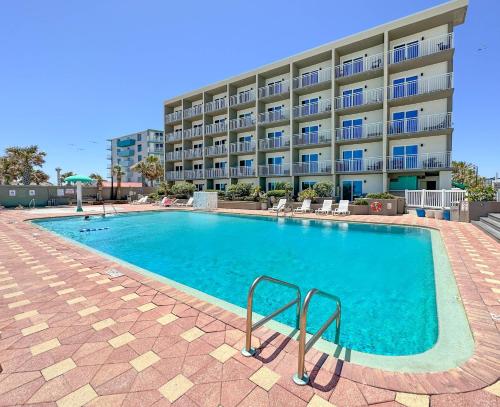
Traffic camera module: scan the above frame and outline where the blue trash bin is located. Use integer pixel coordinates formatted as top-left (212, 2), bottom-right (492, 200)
top-left (416, 208), bottom-right (426, 217)
top-left (443, 209), bottom-right (451, 221)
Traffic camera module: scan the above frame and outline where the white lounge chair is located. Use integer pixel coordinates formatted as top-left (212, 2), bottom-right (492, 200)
top-left (333, 200), bottom-right (351, 216)
top-left (132, 196), bottom-right (149, 205)
top-left (268, 198), bottom-right (286, 213)
top-left (315, 199), bottom-right (333, 215)
top-left (294, 199), bottom-right (312, 213)
top-left (176, 197), bottom-right (193, 207)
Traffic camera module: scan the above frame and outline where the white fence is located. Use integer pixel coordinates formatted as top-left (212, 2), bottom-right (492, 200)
top-left (497, 190), bottom-right (500, 202)
top-left (405, 189), bottom-right (466, 209)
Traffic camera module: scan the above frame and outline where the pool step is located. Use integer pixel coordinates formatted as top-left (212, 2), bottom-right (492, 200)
top-left (473, 213), bottom-right (500, 242)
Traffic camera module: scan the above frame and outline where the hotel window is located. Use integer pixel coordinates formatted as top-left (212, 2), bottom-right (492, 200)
top-left (342, 180), bottom-right (363, 201)
top-left (301, 69), bottom-right (319, 86)
top-left (390, 110), bottom-right (418, 134)
top-left (138, 155), bottom-right (142, 161)
top-left (239, 159), bottom-right (253, 167)
top-left (267, 131), bottom-right (283, 148)
top-left (267, 181), bottom-right (278, 191)
top-left (392, 76), bottom-right (418, 98)
top-left (195, 184), bottom-right (204, 191)
top-left (301, 97), bottom-right (319, 115)
top-left (301, 153), bottom-right (319, 172)
top-left (342, 88), bottom-right (363, 107)
top-left (342, 149), bottom-right (363, 171)
top-left (214, 139), bottom-right (226, 146)
top-left (301, 125), bottom-right (320, 144)
top-left (342, 119), bottom-right (363, 140)
top-left (138, 145), bottom-right (142, 152)
top-left (193, 142), bottom-right (203, 149)
top-left (267, 80), bottom-right (283, 95)
top-left (238, 89), bottom-right (252, 103)
top-left (215, 183), bottom-right (226, 191)
top-left (174, 165), bottom-right (183, 171)
top-left (267, 105), bottom-right (283, 121)
top-left (193, 163), bottom-right (203, 170)
top-left (214, 118), bottom-right (226, 124)
top-left (214, 161), bottom-right (227, 169)
top-left (393, 40), bottom-right (419, 63)
top-left (342, 56), bottom-right (363, 76)
top-left (267, 156), bottom-right (283, 165)
top-left (137, 134), bottom-right (142, 141)
top-left (239, 135), bottom-right (252, 143)
top-left (392, 145), bottom-right (418, 169)
top-left (301, 181), bottom-right (316, 190)
top-left (174, 146), bottom-right (183, 152)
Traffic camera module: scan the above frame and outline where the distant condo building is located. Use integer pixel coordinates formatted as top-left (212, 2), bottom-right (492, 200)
top-left (163, 0), bottom-right (466, 199)
top-left (107, 129), bottom-right (164, 184)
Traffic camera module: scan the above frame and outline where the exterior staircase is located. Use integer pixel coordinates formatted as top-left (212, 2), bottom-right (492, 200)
top-left (472, 213), bottom-right (500, 242)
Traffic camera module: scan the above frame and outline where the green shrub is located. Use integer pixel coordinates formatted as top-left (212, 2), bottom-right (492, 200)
top-left (467, 185), bottom-right (495, 202)
top-left (298, 188), bottom-right (317, 202)
top-left (170, 182), bottom-right (195, 198)
top-left (313, 182), bottom-right (333, 197)
top-left (366, 192), bottom-right (396, 199)
top-left (225, 182), bottom-right (254, 200)
top-left (266, 190), bottom-right (286, 199)
top-left (354, 199), bottom-right (369, 205)
top-left (274, 182), bottom-right (292, 191)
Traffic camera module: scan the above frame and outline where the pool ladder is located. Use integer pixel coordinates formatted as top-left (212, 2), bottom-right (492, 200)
top-left (241, 275), bottom-right (341, 386)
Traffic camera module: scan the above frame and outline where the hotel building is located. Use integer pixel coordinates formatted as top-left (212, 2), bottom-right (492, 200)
top-left (163, 0), bottom-right (466, 200)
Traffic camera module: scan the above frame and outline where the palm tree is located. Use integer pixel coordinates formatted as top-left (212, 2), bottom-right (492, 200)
top-left (452, 161), bottom-right (477, 187)
top-left (130, 160), bottom-right (149, 187)
top-left (112, 165), bottom-right (124, 200)
top-left (5, 145), bottom-right (46, 185)
top-left (0, 156), bottom-right (19, 185)
top-left (60, 171), bottom-right (75, 183)
top-left (90, 173), bottom-right (104, 201)
top-left (31, 170), bottom-right (50, 185)
top-left (131, 156), bottom-right (164, 186)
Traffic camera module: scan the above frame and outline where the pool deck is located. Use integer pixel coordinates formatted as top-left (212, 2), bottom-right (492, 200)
top-left (0, 205), bottom-right (498, 406)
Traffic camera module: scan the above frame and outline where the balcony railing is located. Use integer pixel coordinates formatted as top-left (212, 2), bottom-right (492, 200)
top-left (117, 139), bottom-right (135, 147)
top-left (293, 130), bottom-right (332, 146)
top-left (230, 166), bottom-right (256, 177)
top-left (229, 91), bottom-right (256, 107)
top-left (165, 111), bottom-right (182, 124)
top-left (334, 87), bottom-right (383, 110)
top-left (335, 52), bottom-right (384, 79)
top-left (259, 135), bottom-right (290, 150)
top-left (293, 161), bottom-right (332, 175)
top-left (335, 157), bottom-right (383, 173)
top-left (184, 104), bottom-right (203, 119)
top-left (386, 152), bottom-right (451, 171)
top-left (293, 99), bottom-right (332, 118)
top-left (206, 167), bottom-right (228, 178)
top-left (293, 67), bottom-right (332, 90)
top-left (229, 116), bottom-right (256, 130)
top-left (387, 112), bottom-right (452, 136)
top-left (166, 171), bottom-right (184, 180)
top-left (388, 33), bottom-right (453, 65)
top-left (258, 80), bottom-right (290, 99)
top-left (205, 122), bottom-right (227, 136)
top-left (229, 140), bottom-right (256, 154)
top-left (147, 135), bottom-right (164, 143)
top-left (205, 145), bottom-right (227, 157)
top-left (335, 122), bottom-right (383, 142)
top-left (184, 169), bottom-right (204, 180)
top-left (258, 109), bottom-right (290, 124)
top-left (184, 148), bottom-right (203, 159)
top-left (205, 98), bottom-right (227, 113)
top-left (183, 127), bottom-right (203, 139)
top-left (388, 73), bottom-right (453, 100)
top-left (117, 150), bottom-right (134, 157)
top-left (148, 148), bottom-right (164, 154)
top-left (258, 164), bottom-right (291, 176)
top-left (165, 151), bottom-right (183, 161)
top-left (166, 132), bottom-right (183, 143)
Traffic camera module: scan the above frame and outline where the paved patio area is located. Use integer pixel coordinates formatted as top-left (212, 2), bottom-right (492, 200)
top-left (0, 205), bottom-right (498, 406)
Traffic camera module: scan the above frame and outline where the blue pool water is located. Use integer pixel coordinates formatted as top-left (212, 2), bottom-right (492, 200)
top-left (35, 211), bottom-right (438, 356)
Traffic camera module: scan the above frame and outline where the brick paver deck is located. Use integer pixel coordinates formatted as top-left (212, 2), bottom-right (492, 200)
top-left (0, 205), bottom-right (498, 406)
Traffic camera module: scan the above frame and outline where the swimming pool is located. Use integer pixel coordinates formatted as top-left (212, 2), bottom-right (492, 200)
top-left (34, 211), bottom-right (473, 370)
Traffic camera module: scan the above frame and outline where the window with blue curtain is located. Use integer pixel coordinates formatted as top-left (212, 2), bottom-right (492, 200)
top-left (353, 181), bottom-right (363, 198)
top-left (407, 41), bottom-right (419, 59)
top-left (393, 45), bottom-right (406, 63)
top-left (239, 135), bottom-right (252, 143)
top-left (302, 125), bottom-right (319, 144)
top-left (342, 180), bottom-right (362, 200)
top-left (342, 119), bottom-right (363, 140)
top-left (302, 153), bottom-right (319, 172)
top-left (405, 110), bottom-right (418, 132)
top-left (392, 111), bottom-right (405, 134)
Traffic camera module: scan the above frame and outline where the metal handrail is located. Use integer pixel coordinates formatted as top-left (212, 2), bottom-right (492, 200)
top-left (241, 275), bottom-right (301, 357)
top-left (293, 288), bottom-right (341, 385)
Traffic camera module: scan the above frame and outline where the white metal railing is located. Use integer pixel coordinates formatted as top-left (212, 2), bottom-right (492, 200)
top-left (293, 67), bottom-right (332, 89)
top-left (230, 166), bottom-right (256, 177)
top-left (148, 148), bottom-right (164, 154)
top-left (259, 135), bottom-right (290, 150)
top-left (165, 131), bottom-right (183, 142)
top-left (387, 152), bottom-right (451, 171)
top-left (205, 144), bottom-right (227, 156)
top-left (206, 167), bottom-right (228, 178)
top-left (229, 90), bottom-right (256, 107)
top-left (335, 157), bottom-right (383, 173)
top-left (334, 87), bottom-right (383, 110)
top-left (205, 98), bottom-right (227, 113)
top-left (335, 52), bottom-right (384, 79)
top-left (497, 190), bottom-right (500, 202)
top-left (183, 104), bottom-right (203, 119)
top-left (229, 140), bottom-right (256, 154)
top-left (165, 111), bottom-right (182, 123)
top-left (293, 130), bottom-right (332, 146)
top-left (184, 148), bottom-right (203, 159)
top-left (388, 33), bottom-right (453, 65)
top-left (293, 99), bottom-right (332, 118)
top-left (184, 169), bottom-right (204, 179)
top-left (388, 73), bottom-right (453, 100)
top-left (258, 108), bottom-right (290, 124)
top-left (258, 164), bottom-right (291, 176)
top-left (229, 116), bottom-right (256, 130)
top-left (335, 122), bottom-right (383, 141)
top-left (147, 135), bottom-right (164, 143)
top-left (165, 151), bottom-right (183, 161)
top-left (293, 161), bottom-right (332, 175)
top-left (166, 171), bottom-right (183, 180)
top-left (405, 189), bottom-right (466, 209)
top-left (258, 80), bottom-right (290, 99)
top-left (205, 122), bottom-right (227, 135)
top-left (183, 127), bottom-right (203, 139)
top-left (387, 112), bottom-right (452, 136)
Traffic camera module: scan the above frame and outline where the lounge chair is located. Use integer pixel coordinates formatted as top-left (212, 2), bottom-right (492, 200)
top-left (268, 198), bottom-right (286, 213)
top-left (294, 199), bottom-right (312, 213)
top-left (132, 196), bottom-right (149, 205)
top-left (315, 199), bottom-right (333, 215)
top-left (155, 197), bottom-right (175, 207)
top-left (176, 197), bottom-right (193, 207)
top-left (333, 200), bottom-right (351, 216)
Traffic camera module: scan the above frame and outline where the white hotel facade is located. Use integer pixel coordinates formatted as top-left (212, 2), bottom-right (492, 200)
top-left (163, 0), bottom-right (466, 200)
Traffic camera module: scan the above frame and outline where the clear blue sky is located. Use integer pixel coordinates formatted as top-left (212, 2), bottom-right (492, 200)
top-left (0, 0), bottom-right (498, 181)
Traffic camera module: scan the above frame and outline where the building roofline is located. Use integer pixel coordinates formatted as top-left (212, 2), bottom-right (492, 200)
top-left (106, 129), bottom-right (164, 141)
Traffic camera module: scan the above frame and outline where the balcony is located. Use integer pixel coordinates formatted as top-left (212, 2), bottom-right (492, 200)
top-left (293, 99), bottom-right (332, 120)
top-left (184, 148), bottom-right (203, 160)
top-left (205, 122), bottom-right (227, 136)
top-left (184, 104), bottom-right (203, 119)
top-left (117, 150), bottom-right (134, 157)
top-left (148, 147), bottom-right (164, 154)
top-left (258, 164), bottom-right (291, 177)
top-left (165, 111), bottom-right (182, 124)
top-left (293, 130), bottom-right (332, 147)
top-left (184, 169), bottom-right (204, 180)
top-left (183, 127), bottom-right (203, 140)
top-left (205, 98), bottom-right (227, 114)
top-left (166, 171), bottom-right (184, 180)
top-left (259, 135), bottom-right (290, 151)
top-left (165, 151), bottom-right (183, 161)
top-left (335, 157), bottom-right (383, 173)
top-left (258, 109), bottom-right (290, 125)
top-left (229, 90), bottom-right (256, 108)
top-left (229, 140), bottom-right (256, 154)
top-left (147, 135), bottom-right (164, 143)
top-left (230, 166), bottom-right (256, 177)
top-left (205, 144), bottom-right (228, 157)
top-left (387, 112), bottom-right (452, 138)
top-left (334, 87), bottom-right (383, 113)
top-left (386, 152), bottom-right (451, 171)
top-left (388, 33), bottom-right (454, 73)
top-left (117, 139), bottom-right (135, 147)
top-left (335, 52), bottom-right (384, 84)
top-left (165, 131), bottom-right (183, 143)
top-left (206, 167), bottom-right (228, 178)
top-left (335, 122), bottom-right (383, 143)
top-left (388, 73), bottom-right (453, 106)
top-left (292, 67), bottom-right (332, 93)
top-left (258, 81), bottom-right (290, 101)
top-left (293, 161), bottom-right (332, 175)
top-left (119, 160), bottom-right (134, 167)
top-left (229, 116), bottom-right (256, 131)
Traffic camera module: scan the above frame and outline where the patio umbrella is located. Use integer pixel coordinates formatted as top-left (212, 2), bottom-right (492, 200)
top-left (64, 175), bottom-right (94, 212)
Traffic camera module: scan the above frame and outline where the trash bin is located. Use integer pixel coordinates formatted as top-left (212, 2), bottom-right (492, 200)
top-left (416, 208), bottom-right (426, 217)
top-left (443, 209), bottom-right (451, 221)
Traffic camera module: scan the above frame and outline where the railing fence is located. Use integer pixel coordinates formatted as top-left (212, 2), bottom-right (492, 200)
top-left (405, 189), bottom-right (466, 209)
